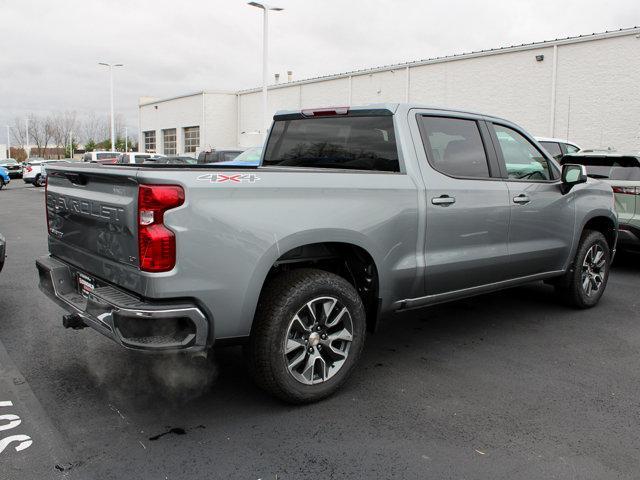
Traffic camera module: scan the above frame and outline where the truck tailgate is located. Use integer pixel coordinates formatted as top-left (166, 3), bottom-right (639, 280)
top-left (46, 165), bottom-right (139, 268)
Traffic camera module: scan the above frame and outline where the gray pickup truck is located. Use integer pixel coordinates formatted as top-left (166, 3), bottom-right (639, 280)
top-left (37, 104), bottom-right (617, 403)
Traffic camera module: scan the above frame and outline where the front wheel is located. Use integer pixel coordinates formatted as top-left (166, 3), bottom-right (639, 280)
top-left (556, 230), bottom-right (611, 308)
top-left (0, 180), bottom-right (4, 190)
top-left (246, 268), bottom-right (366, 404)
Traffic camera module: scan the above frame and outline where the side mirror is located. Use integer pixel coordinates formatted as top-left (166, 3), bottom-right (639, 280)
top-left (561, 163), bottom-right (587, 193)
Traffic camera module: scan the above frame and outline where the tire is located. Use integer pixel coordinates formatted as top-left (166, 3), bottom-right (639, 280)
top-left (246, 268), bottom-right (366, 404)
top-left (0, 180), bottom-right (4, 190)
top-left (34, 175), bottom-right (44, 187)
top-left (556, 230), bottom-right (611, 308)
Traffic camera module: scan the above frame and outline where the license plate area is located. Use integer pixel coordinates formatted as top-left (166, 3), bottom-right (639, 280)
top-left (77, 272), bottom-right (96, 298)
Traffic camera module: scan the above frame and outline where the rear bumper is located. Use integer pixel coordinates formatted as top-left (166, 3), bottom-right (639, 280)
top-left (36, 255), bottom-right (209, 352)
top-left (23, 177), bottom-right (35, 184)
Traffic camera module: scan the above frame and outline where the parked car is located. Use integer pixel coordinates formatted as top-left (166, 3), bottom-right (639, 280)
top-left (38, 104), bottom-right (617, 404)
top-left (215, 146), bottom-right (262, 166)
top-left (116, 152), bottom-right (161, 164)
top-left (82, 151), bottom-right (119, 163)
top-left (0, 167), bottom-right (10, 189)
top-left (0, 233), bottom-right (5, 273)
top-left (535, 137), bottom-right (581, 160)
top-left (24, 159), bottom-right (64, 187)
top-left (561, 151), bottom-right (640, 250)
top-left (197, 148), bottom-right (244, 163)
top-left (0, 158), bottom-right (23, 178)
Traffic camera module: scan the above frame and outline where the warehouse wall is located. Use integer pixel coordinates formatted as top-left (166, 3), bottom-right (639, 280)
top-left (203, 93), bottom-right (238, 149)
top-left (553, 35), bottom-right (640, 150)
top-left (139, 94), bottom-right (203, 154)
top-left (235, 32), bottom-right (639, 151)
top-left (140, 30), bottom-right (640, 153)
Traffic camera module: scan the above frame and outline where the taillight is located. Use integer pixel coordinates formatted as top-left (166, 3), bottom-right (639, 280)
top-left (301, 106), bottom-right (349, 117)
top-left (612, 186), bottom-right (640, 195)
top-left (26, 166), bottom-right (32, 173)
top-left (138, 185), bottom-right (184, 272)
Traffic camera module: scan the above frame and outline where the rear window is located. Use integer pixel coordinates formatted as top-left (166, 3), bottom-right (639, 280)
top-left (263, 116), bottom-right (400, 172)
top-left (561, 155), bottom-right (640, 179)
top-left (96, 152), bottom-right (117, 160)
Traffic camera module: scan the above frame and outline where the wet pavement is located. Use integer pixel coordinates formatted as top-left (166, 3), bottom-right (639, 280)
top-left (1, 181), bottom-right (640, 479)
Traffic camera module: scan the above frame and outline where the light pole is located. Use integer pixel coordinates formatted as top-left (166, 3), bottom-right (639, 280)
top-left (98, 62), bottom-right (124, 151)
top-left (5, 126), bottom-right (10, 159)
top-left (69, 131), bottom-right (73, 159)
top-left (247, 2), bottom-right (283, 142)
top-left (25, 118), bottom-right (30, 158)
top-left (124, 126), bottom-right (128, 152)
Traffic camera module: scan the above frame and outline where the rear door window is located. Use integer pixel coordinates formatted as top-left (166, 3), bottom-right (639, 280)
top-left (263, 115), bottom-right (399, 172)
top-left (418, 116), bottom-right (491, 178)
top-left (493, 124), bottom-right (553, 181)
top-left (564, 143), bottom-right (580, 154)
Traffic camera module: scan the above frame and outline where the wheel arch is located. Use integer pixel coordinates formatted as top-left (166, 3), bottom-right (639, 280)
top-left (581, 213), bottom-right (618, 252)
top-left (242, 230), bottom-right (383, 335)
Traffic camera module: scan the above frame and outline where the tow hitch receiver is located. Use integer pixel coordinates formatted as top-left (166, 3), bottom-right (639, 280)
top-left (63, 313), bottom-right (86, 330)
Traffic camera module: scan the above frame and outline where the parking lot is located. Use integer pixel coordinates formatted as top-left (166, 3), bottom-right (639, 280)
top-left (0, 180), bottom-right (639, 479)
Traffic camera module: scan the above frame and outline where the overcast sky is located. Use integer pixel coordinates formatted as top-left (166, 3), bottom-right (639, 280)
top-left (1, 0), bottom-right (639, 141)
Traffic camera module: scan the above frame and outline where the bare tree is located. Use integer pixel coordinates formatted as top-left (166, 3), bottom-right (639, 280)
top-left (12, 117), bottom-right (27, 148)
top-left (25, 114), bottom-right (55, 158)
top-left (51, 111), bottom-right (78, 158)
top-left (79, 112), bottom-right (110, 144)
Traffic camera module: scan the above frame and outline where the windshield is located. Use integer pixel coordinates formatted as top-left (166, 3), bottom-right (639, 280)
top-left (2, 159), bottom-right (17, 165)
top-left (229, 147), bottom-right (262, 164)
top-left (263, 115), bottom-right (400, 172)
top-left (561, 155), bottom-right (640, 179)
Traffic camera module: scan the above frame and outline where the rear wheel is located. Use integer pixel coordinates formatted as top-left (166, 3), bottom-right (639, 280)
top-left (556, 230), bottom-right (610, 308)
top-left (246, 268), bottom-right (366, 404)
top-left (34, 174), bottom-right (44, 187)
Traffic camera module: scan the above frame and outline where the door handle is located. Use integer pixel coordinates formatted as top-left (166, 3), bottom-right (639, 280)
top-left (431, 195), bottom-right (456, 206)
top-left (513, 194), bottom-right (530, 204)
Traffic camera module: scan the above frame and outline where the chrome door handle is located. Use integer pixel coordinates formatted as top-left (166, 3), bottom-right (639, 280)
top-left (431, 195), bottom-right (456, 206)
top-left (513, 194), bottom-right (530, 204)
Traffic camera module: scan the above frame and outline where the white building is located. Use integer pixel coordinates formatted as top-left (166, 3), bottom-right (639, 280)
top-left (139, 27), bottom-right (640, 155)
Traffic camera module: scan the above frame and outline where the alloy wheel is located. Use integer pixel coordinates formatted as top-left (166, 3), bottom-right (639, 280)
top-left (581, 244), bottom-right (606, 297)
top-left (283, 296), bottom-right (354, 385)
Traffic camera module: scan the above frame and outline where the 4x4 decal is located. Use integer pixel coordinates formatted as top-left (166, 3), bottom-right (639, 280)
top-left (196, 173), bottom-right (261, 184)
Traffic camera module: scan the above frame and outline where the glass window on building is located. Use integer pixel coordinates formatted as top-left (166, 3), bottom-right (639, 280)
top-left (163, 128), bottom-right (177, 155)
top-left (144, 131), bottom-right (156, 153)
top-left (184, 126), bottom-right (200, 154)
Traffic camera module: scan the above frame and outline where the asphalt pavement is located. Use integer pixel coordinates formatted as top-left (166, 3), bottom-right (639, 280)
top-left (1, 180), bottom-right (640, 479)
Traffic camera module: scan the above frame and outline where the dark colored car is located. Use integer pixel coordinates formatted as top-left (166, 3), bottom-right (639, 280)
top-left (0, 158), bottom-right (23, 178)
top-left (197, 149), bottom-right (244, 164)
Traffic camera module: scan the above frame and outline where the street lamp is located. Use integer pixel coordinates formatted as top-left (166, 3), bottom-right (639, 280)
top-left (247, 2), bottom-right (283, 141)
top-left (98, 62), bottom-right (124, 151)
top-left (5, 126), bottom-right (10, 159)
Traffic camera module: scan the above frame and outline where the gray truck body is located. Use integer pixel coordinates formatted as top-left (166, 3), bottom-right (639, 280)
top-left (37, 104), bottom-right (617, 353)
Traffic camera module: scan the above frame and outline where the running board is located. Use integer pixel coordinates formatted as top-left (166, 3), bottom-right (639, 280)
top-left (395, 270), bottom-right (565, 311)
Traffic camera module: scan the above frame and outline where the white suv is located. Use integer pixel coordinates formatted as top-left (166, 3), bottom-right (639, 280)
top-left (23, 159), bottom-right (65, 187)
top-left (82, 151), bottom-right (119, 163)
top-left (116, 152), bottom-right (164, 164)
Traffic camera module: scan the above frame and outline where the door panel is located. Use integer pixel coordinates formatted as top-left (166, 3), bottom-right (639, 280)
top-left (505, 182), bottom-right (575, 275)
top-left (425, 180), bottom-right (511, 294)
top-left (490, 123), bottom-right (576, 275)
top-left (413, 113), bottom-right (511, 295)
